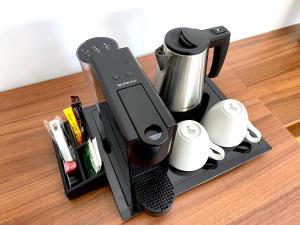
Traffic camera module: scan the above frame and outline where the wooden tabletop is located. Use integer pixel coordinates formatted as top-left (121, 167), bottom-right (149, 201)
top-left (1, 25), bottom-right (300, 224)
top-left (227, 24), bottom-right (300, 127)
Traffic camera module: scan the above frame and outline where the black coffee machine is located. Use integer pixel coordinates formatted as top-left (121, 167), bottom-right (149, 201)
top-left (77, 38), bottom-right (177, 216)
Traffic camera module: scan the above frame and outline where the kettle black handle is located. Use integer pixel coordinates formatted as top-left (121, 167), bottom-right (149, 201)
top-left (206, 26), bottom-right (230, 78)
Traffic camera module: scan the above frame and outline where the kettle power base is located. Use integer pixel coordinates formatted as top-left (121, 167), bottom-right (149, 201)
top-left (83, 78), bottom-right (271, 220)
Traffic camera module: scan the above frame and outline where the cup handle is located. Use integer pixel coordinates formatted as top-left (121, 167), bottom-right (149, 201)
top-left (245, 121), bottom-right (261, 143)
top-left (208, 141), bottom-right (225, 160)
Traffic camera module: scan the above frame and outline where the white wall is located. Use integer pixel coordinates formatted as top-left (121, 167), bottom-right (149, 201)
top-left (1, 0), bottom-right (300, 91)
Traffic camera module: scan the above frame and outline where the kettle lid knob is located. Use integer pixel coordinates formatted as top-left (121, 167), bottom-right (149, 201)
top-left (164, 27), bottom-right (210, 55)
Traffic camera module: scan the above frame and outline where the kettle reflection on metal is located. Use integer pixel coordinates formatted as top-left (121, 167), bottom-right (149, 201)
top-left (153, 26), bottom-right (230, 113)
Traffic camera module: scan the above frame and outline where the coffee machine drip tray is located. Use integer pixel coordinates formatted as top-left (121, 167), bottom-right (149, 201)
top-left (83, 78), bottom-right (271, 220)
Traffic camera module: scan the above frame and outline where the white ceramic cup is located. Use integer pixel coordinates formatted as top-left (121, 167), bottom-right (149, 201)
top-left (170, 120), bottom-right (225, 171)
top-left (202, 99), bottom-right (261, 147)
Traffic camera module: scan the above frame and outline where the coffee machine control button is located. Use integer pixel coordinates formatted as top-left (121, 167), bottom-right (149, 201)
top-left (210, 26), bottom-right (227, 35)
top-left (77, 37), bottom-right (119, 63)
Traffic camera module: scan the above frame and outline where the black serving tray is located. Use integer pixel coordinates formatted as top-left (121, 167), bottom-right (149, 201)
top-left (83, 78), bottom-right (271, 220)
top-left (83, 78), bottom-right (272, 220)
top-left (52, 120), bottom-right (107, 199)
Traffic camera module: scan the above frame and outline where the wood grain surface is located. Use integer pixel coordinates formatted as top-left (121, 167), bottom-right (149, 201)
top-left (1, 25), bottom-right (300, 225)
top-left (227, 24), bottom-right (300, 128)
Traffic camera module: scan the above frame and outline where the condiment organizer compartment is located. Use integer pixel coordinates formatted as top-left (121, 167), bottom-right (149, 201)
top-left (52, 119), bottom-right (107, 199)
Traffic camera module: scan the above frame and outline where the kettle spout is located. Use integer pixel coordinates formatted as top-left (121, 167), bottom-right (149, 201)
top-left (155, 45), bottom-right (170, 71)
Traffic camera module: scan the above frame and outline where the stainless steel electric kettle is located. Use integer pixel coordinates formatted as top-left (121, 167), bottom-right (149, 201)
top-left (153, 26), bottom-right (230, 112)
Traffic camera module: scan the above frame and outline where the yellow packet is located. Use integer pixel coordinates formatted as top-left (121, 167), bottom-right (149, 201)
top-left (63, 107), bottom-right (83, 145)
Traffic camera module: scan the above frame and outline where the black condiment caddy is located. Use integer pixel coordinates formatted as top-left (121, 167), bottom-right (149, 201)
top-left (52, 120), bottom-right (107, 199)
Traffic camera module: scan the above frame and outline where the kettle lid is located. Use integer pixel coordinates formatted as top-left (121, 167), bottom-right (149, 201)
top-left (164, 27), bottom-right (210, 55)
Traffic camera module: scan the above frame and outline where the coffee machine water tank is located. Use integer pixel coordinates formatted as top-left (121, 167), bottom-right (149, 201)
top-left (77, 37), bottom-right (119, 108)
